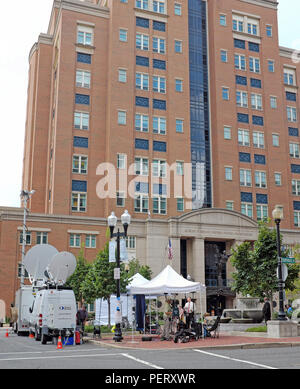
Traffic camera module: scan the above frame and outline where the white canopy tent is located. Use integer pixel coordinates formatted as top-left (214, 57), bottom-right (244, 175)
top-left (129, 265), bottom-right (206, 318)
top-left (129, 265), bottom-right (206, 295)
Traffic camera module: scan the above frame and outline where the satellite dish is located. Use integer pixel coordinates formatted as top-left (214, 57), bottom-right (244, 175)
top-left (47, 252), bottom-right (77, 285)
top-left (23, 244), bottom-right (59, 282)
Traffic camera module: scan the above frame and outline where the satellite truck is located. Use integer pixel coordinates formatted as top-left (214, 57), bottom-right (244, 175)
top-left (22, 244), bottom-right (78, 344)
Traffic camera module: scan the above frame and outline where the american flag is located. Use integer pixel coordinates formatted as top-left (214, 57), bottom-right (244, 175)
top-left (167, 239), bottom-right (173, 260)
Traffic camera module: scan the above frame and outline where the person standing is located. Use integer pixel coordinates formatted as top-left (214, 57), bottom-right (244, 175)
top-left (77, 305), bottom-right (88, 333)
top-left (161, 297), bottom-right (172, 340)
top-left (262, 297), bottom-right (271, 324)
top-left (184, 297), bottom-right (195, 329)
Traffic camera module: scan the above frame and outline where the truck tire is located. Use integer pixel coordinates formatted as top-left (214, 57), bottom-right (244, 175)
top-left (41, 333), bottom-right (48, 345)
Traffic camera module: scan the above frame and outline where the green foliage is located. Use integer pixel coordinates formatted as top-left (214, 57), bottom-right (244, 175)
top-left (80, 242), bottom-right (130, 304)
top-left (65, 249), bottom-right (90, 305)
top-left (230, 221), bottom-right (300, 299)
top-left (126, 258), bottom-right (152, 280)
top-left (245, 326), bottom-right (267, 333)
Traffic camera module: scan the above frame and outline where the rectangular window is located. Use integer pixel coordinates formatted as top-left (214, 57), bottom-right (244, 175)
top-left (255, 171), bottom-right (267, 188)
top-left (118, 110), bottom-right (127, 125)
top-left (292, 179), bottom-right (300, 195)
top-left (85, 235), bottom-right (96, 248)
top-left (253, 131), bottom-right (264, 149)
top-left (135, 114), bottom-right (149, 132)
top-left (226, 201), bottom-right (234, 210)
top-left (153, 0), bottom-right (165, 13)
top-left (70, 234), bottom-right (81, 248)
top-left (177, 198), bottom-right (184, 212)
top-left (116, 191), bottom-right (125, 207)
top-left (270, 96), bottom-right (277, 109)
top-left (77, 26), bottom-right (93, 46)
top-left (175, 40), bottom-right (182, 53)
top-left (268, 60), bottom-right (275, 73)
top-left (153, 76), bottom-right (166, 93)
top-left (71, 193), bottom-right (87, 212)
top-left (119, 29), bottom-right (128, 42)
top-left (36, 232), bottom-right (48, 245)
top-left (153, 196), bottom-right (167, 214)
top-left (174, 3), bottom-right (182, 16)
top-left (175, 79), bottom-right (183, 92)
top-left (221, 50), bottom-right (228, 63)
top-left (118, 69), bottom-right (127, 83)
top-left (117, 154), bottom-right (126, 169)
top-left (241, 203), bottom-right (253, 218)
top-left (76, 70), bottom-right (91, 88)
top-left (134, 194), bottom-right (149, 213)
top-left (176, 119), bottom-right (183, 133)
top-left (153, 116), bottom-right (166, 135)
top-left (249, 57), bottom-right (260, 73)
top-left (236, 91), bottom-right (248, 108)
top-left (136, 0), bottom-right (148, 10)
top-left (266, 25), bottom-right (273, 37)
top-left (287, 106), bottom-right (297, 122)
top-left (290, 142), bottom-right (300, 158)
top-left (153, 37), bottom-right (166, 54)
top-left (251, 93), bottom-right (263, 110)
top-left (136, 72), bottom-right (149, 90)
top-left (126, 236), bottom-right (136, 250)
top-left (257, 205), bottom-right (268, 221)
top-left (176, 161), bottom-right (184, 175)
top-left (234, 54), bottom-right (246, 70)
top-left (274, 173), bottom-right (282, 186)
top-left (284, 69), bottom-right (296, 86)
top-left (240, 169), bottom-right (252, 187)
top-left (225, 167), bottom-right (232, 181)
top-left (19, 231), bottom-right (32, 245)
top-left (220, 14), bottom-right (227, 26)
top-left (248, 22), bottom-right (258, 36)
top-left (73, 155), bottom-right (88, 174)
top-left (224, 126), bottom-right (231, 140)
top-left (294, 211), bottom-right (300, 227)
top-left (233, 16), bottom-right (243, 32)
top-left (136, 33), bottom-right (149, 50)
top-left (238, 129), bottom-right (250, 146)
top-left (152, 159), bottom-right (166, 178)
top-left (272, 134), bottom-right (279, 147)
top-left (222, 87), bottom-right (229, 100)
top-left (74, 112), bottom-right (89, 130)
top-left (135, 157), bottom-right (149, 176)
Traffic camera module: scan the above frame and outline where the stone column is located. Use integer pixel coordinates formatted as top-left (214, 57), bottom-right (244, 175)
top-left (192, 238), bottom-right (206, 315)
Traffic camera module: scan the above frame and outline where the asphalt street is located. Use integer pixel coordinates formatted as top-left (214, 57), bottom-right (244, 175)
top-left (0, 331), bottom-right (300, 370)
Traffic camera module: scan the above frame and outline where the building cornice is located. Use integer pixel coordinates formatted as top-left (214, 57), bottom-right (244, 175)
top-left (240, 0), bottom-right (278, 10)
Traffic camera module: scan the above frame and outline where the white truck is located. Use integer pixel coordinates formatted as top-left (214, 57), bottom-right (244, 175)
top-left (15, 286), bottom-right (36, 336)
top-left (29, 286), bottom-right (77, 344)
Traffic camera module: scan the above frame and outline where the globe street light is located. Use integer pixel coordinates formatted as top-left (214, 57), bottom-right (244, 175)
top-left (107, 210), bottom-right (131, 342)
top-left (272, 205), bottom-right (286, 321)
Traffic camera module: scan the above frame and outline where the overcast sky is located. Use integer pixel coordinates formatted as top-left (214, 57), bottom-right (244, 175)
top-left (0, 0), bottom-right (300, 208)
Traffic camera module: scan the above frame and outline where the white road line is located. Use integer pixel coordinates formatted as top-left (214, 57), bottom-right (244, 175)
top-left (122, 353), bottom-right (164, 370)
top-left (0, 348), bottom-right (107, 356)
top-left (193, 349), bottom-right (277, 370)
top-left (0, 353), bottom-right (120, 362)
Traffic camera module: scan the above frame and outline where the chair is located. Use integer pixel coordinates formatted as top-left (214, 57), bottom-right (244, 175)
top-left (203, 316), bottom-right (221, 338)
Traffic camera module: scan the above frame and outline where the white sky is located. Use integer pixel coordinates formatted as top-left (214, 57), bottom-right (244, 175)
top-left (0, 0), bottom-right (299, 208)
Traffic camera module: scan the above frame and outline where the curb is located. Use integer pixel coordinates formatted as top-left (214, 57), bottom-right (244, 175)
top-left (85, 338), bottom-right (300, 351)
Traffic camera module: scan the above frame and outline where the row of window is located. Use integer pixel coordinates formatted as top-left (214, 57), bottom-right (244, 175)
top-left (224, 127), bottom-right (281, 149)
top-left (132, 72), bottom-right (183, 93)
top-left (224, 167), bottom-right (280, 188)
top-left (219, 12), bottom-right (272, 38)
top-left (117, 156), bottom-right (184, 176)
top-left (132, 0), bottom-right (182, 16)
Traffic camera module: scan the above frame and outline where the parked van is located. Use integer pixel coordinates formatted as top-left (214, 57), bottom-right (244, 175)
top-left (15, 286), bottom-right (36, 336)
top-left (29, 286), bottom-right (77, 344)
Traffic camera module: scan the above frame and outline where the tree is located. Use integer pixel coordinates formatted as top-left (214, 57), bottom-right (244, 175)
top-left (81, 243), bottom-right (129, 327)
top-left (65, 249), bottom-right (90, 307)
top-left (126, 258), bottom-right (152, 280)
top-left (231, 220), bottom-right (300, 308)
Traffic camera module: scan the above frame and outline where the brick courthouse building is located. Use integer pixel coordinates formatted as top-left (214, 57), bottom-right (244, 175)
top-left (1, 0), bottom-right (300, 318)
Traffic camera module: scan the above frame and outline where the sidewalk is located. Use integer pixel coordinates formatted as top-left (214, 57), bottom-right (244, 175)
top-left (86, 331), bottom-right (300, 351)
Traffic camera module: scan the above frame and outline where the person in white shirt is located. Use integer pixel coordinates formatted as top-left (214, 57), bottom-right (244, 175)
top-left (184, 297), bottom-right (195, 328)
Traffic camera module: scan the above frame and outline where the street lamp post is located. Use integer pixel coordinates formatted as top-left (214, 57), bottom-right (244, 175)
top-left (272, 205), bottom-right (287, 321)
top-left (107, 210), bottom-right (131, 342)
top-left (18, 189), bottom-right (35, 333)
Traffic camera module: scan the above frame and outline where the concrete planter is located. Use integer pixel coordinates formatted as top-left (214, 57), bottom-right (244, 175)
top-left (267, 320), bottom-right (298, 338)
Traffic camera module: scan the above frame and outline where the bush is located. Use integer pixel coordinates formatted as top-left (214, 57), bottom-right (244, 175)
top-left (245, 326), bottom-right (267, 332)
